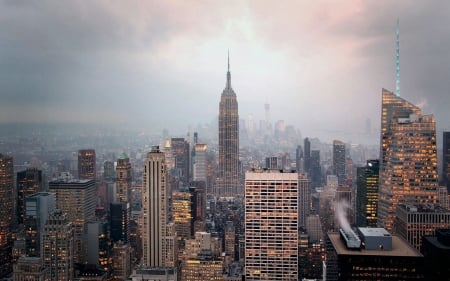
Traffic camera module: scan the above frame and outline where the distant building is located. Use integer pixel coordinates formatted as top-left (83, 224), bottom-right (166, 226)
top-left (298, 174), bottom-right (311, 228)
top-left (305, 214), bottom-right (323, 243)
top-left (265, 156), bottom-right (278, 169)
top-left (24, 192), bottom-right (55, 257)
top-left (193, 143), bottom-right (207, 183)
top-left (110, 202), bottom-right (130, 244)
top-left (172, 191), bottom-right (192, 240)
top-left (42, 211), bottom-right (73, 281)
top-left (356, 159), bottom-right (379, 227)
top-left (103, 160), bottom-right (115, 182)
top-left (310, 150), bottom-right (321, 188)
top-left (245, 169), bottom-right (298, 280)
top-left (112, 241), bottom-right (132, 281)
top-left (49, 179), bottom-right (96, 263)
top-left (78, 149), bottom-right (96, 180)
top-left (115, 153), bottom-right (132, 203)
top-left (295, 145), bottom-right (303, 173)
top-left (304, 138), bottom-right (311, 174)
top-left (16, 168), bottom-right (44, 225)
top-left (332, 140), bottom-right (346, 186)
top-left (394, 204), bottom-right (450, 250)
top-left (0, 153), bottom-right (14, 278)
top-left (170, 138), bottom-right (190, 186)
top-left (326, 228), bottom-right (424, 280)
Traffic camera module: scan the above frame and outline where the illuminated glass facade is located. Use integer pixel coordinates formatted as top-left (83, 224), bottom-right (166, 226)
top-left (378, 89), bottom-right (438, 232)
top-left (78, 149), bottom-right (96, 180)
top-left (172, 191), bottom-right (192, 239)
top-left (356, 159), bottom-right (379, 227)
top-left (17, 168), bottom-right (43, 225)
top-left (245, 170), bottom-right (298, 281)
top-left (116, 153), bottom-right (132, 203)
top-left (217, 56), bottom-right (240, 197)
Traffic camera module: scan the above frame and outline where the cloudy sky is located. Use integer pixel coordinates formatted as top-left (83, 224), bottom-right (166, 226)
top-left (1, 1), bottom-right (449, 142)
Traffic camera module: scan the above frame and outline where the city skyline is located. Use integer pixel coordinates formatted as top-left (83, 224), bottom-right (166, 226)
top-left (1, 1), bottom-right (449, 144)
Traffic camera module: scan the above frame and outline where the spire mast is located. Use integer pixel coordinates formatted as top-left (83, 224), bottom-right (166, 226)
top-left (226, 50), bottom-right (231, 89)
top-left (395, 18), bottom-right (400, 97)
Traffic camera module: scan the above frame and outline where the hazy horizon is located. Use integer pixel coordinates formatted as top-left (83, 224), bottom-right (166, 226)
top-left (1, 1), bottom-right (449, 144)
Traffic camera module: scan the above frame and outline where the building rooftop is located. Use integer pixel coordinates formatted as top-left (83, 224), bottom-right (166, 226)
top-left (328, 233), bottom-right (422, 257)
top-left (358, 227), bottom-right (391, 238)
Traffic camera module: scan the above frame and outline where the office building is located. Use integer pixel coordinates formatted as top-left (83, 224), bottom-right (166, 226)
top-left (49, 179), bottom-right (96, 264)
top-left (310, 150), bottom-right (321, 188)
top-left (189, 183), bottom-right (206, 235)
top-left (110, 202), bottom-right (130, 244)
top-left (0, 154), bottom-right (14, 278)
top-left (265, 156), bottom-right (279, 169)
top-left (103, 160), bottom-right (115, 181)
top-left (326, 228), bottom-right (424, 280)
top-left (298, 173), bottom-right (311, 228)
top-left (13, 256), bottom-right (48, 281)
top-left (42, 210), bottom-right (73, 281)
top-left (116, 153), bottom-right (132, 203)
top-left (304, 138), bottom-right (311, 174)
top-left (182, 250), bottom-right (223, 281)
top-left (305, 214), bottom-right (323, 242)
top-left (332, 140), bottom-right (346, 186)
top-left (130, 267), bottom-right (177, 281)
top-left (421, 229), bottom-right (450, 280)
top-left (378, 89), bottom-right (438, 232)
top-left (78, 149), bottom-right (96, 180)
top-left (170, 138), bottom-right (190, 186)
top-left (217, 54), bottom-right (240, 197)
top-left (17, 168), bottom-right (44, 225)
top-left (225, 221), bottom-right (235, 259)
top-left (112, 241), bottom-right (132, 281)
top-left (172, 191), bottom-right (192, 240)
top-left (356, 160), bottom-right (379, 227)
top-left (24, 192), bottom-right (55, 257)
top-left (193, 143), bottom-right (207, 183)
top-left (394, 204), bottom-right (450, 250)
top-left (142, 146), bottom-right (174, 267)
top-left (245, 169), bottom-right (298, 281)
top-left (295, 145), bottom-right (303, 173)
top-left (443, 131), bottom-right (450, 190)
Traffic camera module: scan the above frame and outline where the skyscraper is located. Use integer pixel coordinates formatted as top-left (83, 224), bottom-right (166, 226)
top-left (116, 153), bottom-right (132, 203)
top-left (142, 146), bottom-right (169, 267)
top-left (192, 143), bottom-right (207, 183)
top-left (304, 138), bottom-right (311, 174)
top-left (245, 169), bottom-right (298, 281)
top-left (78, 149), bottom-right (96, 180)
top-left (49, 179), bottom-right (96, 264)
top-left (298, 173), bottom-right (311, 228)
top-left (0, 154), bottom-right (14, 278)
top-left (42, 210), bottom-right (73, 281)
top-left (217, 53), bottom-right (240, 197)
top-left (295, 145), bottom-right (303, 173)
top-left (170, 138), bottom-right (190, 186)
top-left (332, 140), bottom-right (346, 186)
top-left (378, 89), bottom-right (438, 232)
top-left (17, 168), bottom-right (44, 225)
top-left (442, 131), bottom-right (450, 190)
top-left (310, 150), bottom-right (321, 188)
top-left (356, 159), bottom-right (379, 227)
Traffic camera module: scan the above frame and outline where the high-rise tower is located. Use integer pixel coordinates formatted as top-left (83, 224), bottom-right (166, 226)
top-left (217, 53), bottom-right (240, 197)
top-left (142, 146), bottom-right (170, 267)
top-left (78, 149), bottom-right (96, 180)
top-left (377, 89), bottom-right (438, 232)
top-left (333, 140), bottom-right (346, 186)
top-left (245, 170), bottom-right (298, 281)
top-left (116, 153), bottom-right (132, 203)
top-left (0, 154), bottom-right (14, 278)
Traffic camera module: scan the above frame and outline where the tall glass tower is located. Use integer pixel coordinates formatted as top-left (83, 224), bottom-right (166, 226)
top-left (377, 89), bottom-right (438, 232)
top-left (217, 53), bottom-right (240, 197)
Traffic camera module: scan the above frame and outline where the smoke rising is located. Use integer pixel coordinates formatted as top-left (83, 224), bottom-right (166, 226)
top-left (335, 199), bottom-right (351, 233)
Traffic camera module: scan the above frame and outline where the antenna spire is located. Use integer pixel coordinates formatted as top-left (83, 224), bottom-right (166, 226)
top-left (395, 18), bottom-right (400, 97)
top-left (226, 50), bottom-right (231, 89)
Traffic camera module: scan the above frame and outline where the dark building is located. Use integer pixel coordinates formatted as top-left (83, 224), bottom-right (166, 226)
top-left (304, 138), bottom-right (311, 174)
top-left (326, 228), bottom-right (424, 281)
top-left (421, 229), bottom-right (450, 280)
top-left (110, 202), bottom-right (130, 244)
top-left (356, 160), bottom-right (379, 227)
top-left (443, 132), bottom-right (450, 190)
top-left (296, 145), bottom-right (303, 173)
top-left (310, 150), bottom-right (321, 188)
top-left (333, 140), bottom-right (346, 186)
top-left (16, 168), bottom-right (44, 225)
top-left (78, 149), bottom-right (96, 180)
top-left (265, 156), bottom-right (278, 169)
top-left (189, 182), bottom-right (206, 235)
top-left (170, 137), bottom-right (190, 186)
top-left (0, 154), bottom-right (14, 278)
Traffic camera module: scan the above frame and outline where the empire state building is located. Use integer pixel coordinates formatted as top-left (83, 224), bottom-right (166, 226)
top-left (216, 54), bottom-right (241, 197)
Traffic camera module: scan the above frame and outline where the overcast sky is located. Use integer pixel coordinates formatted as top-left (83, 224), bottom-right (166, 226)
top-left (1, 1), bottom-right (449, 143)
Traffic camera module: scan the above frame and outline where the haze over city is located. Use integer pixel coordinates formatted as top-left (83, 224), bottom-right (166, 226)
top-left (1, 0), bottom-right (450, 143)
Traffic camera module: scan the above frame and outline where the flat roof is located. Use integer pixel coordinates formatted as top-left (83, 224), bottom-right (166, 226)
top-left (328, 233), bottom-right (422, 257)
top-left (358, 227), bottom-right (391, 237)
